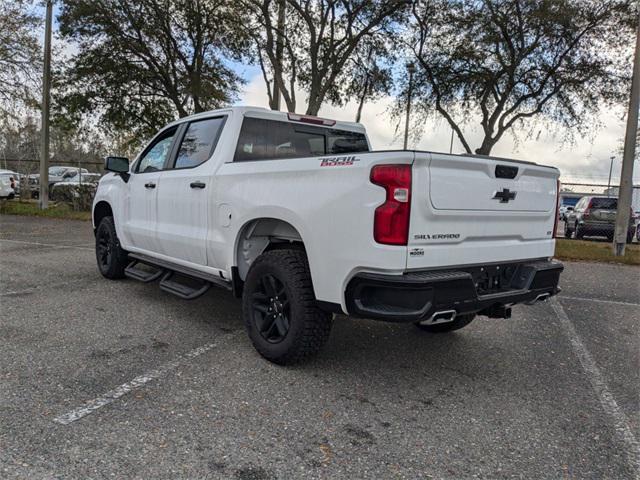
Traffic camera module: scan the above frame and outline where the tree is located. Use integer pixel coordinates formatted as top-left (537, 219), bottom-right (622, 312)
top-left (344, 39), bottom-right (394, 122)
top-left (403, 0), bottom-right (636, 155)
top-left (0, 0), bottom-right (41, 116)
top-left (58, 0), bottom-right (246, 142)
top-left (244, 0), bottom-right (408, 115)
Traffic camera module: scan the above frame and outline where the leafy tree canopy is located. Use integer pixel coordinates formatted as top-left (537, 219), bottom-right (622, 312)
top-left (244, 0), bottom-right (408, 115)
top-left (403, 0), bottom-right (636, 155)
top-left (58, 0), bottom-right (247, 144)
top-left (0, 0), bottom-right (41, 116)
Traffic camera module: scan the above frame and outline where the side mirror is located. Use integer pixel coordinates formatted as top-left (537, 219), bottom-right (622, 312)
top-left (105, 156), bottom-right (130, 182)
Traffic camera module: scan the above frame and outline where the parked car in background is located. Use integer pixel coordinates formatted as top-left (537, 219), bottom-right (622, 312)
top-left (0, 169), bottom-right (17, 199)
top-left (564, 196), bottom-right (635, 243)
top-left (29, 166), bottom-right (91, 198)
top-left (51, 173), bottom-right (100, 197)
top-left (58, 170), bottom-right (100, 184)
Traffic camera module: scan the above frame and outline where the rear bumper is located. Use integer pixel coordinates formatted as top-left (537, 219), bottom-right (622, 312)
top-left (345, 259), bottom-right (563, 323)
top-left (580, 222), bottom-right (634, 234)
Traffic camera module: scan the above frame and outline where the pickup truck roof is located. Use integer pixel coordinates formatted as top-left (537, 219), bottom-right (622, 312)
top-left (166, 106), bottom-right (367, 135)
top-left (167, 107), bottom-right (555, 171)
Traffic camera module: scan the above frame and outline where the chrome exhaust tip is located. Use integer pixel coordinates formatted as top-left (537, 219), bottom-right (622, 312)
top-left (526, 293), bottom-right (551, 305)
top-left (419, 309), bottom-right (457, 326)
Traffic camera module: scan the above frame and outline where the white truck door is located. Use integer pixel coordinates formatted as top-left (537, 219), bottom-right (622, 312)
top-left (155, 116), bottom-right (227, 267)
top-left (122, 126), bottom-right (179, 253)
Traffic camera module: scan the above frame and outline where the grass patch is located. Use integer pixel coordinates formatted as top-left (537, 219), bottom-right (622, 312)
top-left (555, 238), bottom-right (640, 266)
top-left (0, 200), bottom-right (91, 221)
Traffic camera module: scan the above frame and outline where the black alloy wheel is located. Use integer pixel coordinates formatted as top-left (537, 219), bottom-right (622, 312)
top-left (251, 273), bottom-right (291, 343)
top-left (97, 226), bottom-right (113, 270)
top-left (95, 216), bottom-right (128, 279)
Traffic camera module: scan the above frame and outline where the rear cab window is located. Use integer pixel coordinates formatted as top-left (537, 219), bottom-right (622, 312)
top-left (233, 117), bottom-right (369, 162)
top-left (590, 198), bottom-right (618, 210)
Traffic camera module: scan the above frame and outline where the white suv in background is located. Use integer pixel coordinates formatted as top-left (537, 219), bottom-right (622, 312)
top-left (0, 170), bottom-right (17, 199)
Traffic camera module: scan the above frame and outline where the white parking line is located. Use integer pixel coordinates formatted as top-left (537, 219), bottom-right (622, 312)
top-left (0, 238), bottom-right (93, 251)
top-left (551, 297), bottom-right (640, 478)
top-left (559, 295), bottom-right (640, 308)
top-left (53, 335), bottom-right (234, 425)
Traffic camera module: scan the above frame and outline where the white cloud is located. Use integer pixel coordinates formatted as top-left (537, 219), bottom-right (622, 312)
top-left (238, 74), bottom-right (638, 184)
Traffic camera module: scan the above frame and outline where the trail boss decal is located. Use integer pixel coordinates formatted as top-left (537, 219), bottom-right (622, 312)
top-left (320, 156), bottom-right (360, 167)
top-left (414, 233), bottom-right (460, 240)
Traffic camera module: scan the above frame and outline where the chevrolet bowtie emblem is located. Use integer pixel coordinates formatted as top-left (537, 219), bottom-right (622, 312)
top-left (493, 188), bottom-right (517, 203)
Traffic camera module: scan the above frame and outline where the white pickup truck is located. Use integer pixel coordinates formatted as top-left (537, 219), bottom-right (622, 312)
top-left (93, 106), bottom-right (563, 364)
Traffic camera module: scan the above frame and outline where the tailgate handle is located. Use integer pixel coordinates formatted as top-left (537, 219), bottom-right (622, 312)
top-left (495, 165), bottom-right (518, 179)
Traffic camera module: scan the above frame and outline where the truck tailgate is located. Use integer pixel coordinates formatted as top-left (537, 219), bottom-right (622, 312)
top-left (407, 152), bottom-right (559, 269)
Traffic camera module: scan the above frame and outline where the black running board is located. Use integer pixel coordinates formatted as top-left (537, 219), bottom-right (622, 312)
top-left (125, 260), bottom-right (165, 283)
top-left (159, 271), bottom-right (211, 300)
top-left (126, 252), bottom-right (232, 300)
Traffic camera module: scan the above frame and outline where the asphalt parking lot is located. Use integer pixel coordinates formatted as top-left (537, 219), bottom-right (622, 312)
top-left (1, 214), bottom-right (639, 479)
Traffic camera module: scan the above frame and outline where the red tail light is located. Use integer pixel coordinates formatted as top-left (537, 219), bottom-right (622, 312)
top-left (370, 164), bottom-right (412, 245)
top-left (10, 177), bottom-right (15, 189)
top-left (583, 198), bottom-right (593, 219)
top-left (553, 180), bottom-right (560, 238)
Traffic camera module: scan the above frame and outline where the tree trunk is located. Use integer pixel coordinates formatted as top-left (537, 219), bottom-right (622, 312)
top-left (306, 96), bottom-right (322, 116)
top-left (355, 77), bottom-right (369, 123)
top-left (270, 0), bottom-right (286, 111)
top-left (475, 136), bottom-right (497, 155)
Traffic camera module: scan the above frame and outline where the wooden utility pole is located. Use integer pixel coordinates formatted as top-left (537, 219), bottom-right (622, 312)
top-left (613, 16), bottom-right (640, 256)
top-left (39, 0), bottom-right (53, 209)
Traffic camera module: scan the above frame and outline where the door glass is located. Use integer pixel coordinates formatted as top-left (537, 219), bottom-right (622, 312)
top-left (173, 117), bottom-right (225, 169)
top-left (136, 128), bottom-right (177, 173)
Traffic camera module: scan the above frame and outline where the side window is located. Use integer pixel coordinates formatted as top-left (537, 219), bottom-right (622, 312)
top-left (173, 117), bottom-right (226, 169)
top-left (577, 198), bottom-right (587, 210)
top-left (326, 130), bottom-right (369, 154)
top-left (136, 127), bottom-right (177, 173)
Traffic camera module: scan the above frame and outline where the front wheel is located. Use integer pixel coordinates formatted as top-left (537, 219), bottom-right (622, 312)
top-left (95, 216), bottom-right (128, 279)
top-left (242, 249), bottom-right (332, 365)
top-left (414, 313), bottom-right (475, 333)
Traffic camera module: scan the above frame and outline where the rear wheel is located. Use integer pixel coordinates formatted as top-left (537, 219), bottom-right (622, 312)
top-left (575, 223), bottom-right (585, 240)
top-left (242, 249), bottom-right (332, 364)
top-left (414, 313), bottom-right (475, 333)
top-left (95, 216), bottom-right (128, 279)
top-left (564, 222), bottom-right (572, 239)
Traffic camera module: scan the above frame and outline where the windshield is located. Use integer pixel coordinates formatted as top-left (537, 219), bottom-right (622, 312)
top-left (49, 167), bottom-right (68, 176)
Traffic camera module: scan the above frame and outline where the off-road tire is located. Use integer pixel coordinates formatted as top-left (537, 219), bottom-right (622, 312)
top-left (95, 216), bottom-right (128, 279)
top-left (242, 249), bottom-right (332, 365)
top-left (414, 313), bottom-right (475, 333)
